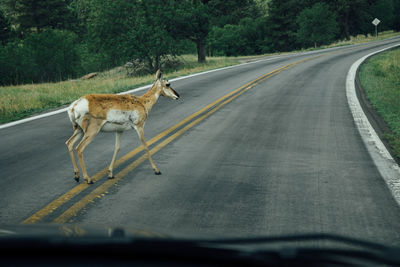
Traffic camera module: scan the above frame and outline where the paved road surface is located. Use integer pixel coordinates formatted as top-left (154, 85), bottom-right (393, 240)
top-left (1, 37), bottom-right (400, 245)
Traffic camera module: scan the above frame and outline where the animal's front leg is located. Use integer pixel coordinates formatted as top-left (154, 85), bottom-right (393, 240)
top-left (134, 126), bottom-right (161, 175)
top-left (108, 131), bottom-right (123, 179)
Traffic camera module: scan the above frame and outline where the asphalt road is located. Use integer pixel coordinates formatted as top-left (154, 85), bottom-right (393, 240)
top-left (1, 37), bottom-right (400, 245)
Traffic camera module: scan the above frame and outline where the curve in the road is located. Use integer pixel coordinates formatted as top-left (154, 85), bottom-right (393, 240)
top-left (22, 55), bottom-right (323, 224)
top-left (346, 43), bottom-right (400, 206)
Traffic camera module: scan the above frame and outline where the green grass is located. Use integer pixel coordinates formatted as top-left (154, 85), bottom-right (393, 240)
top-left (1, 31), bottom-right (400, 125)
top-left (298, 30), bottom-right (400, 51)
top-left (359, 47), bottom-right (400, 158)
top-left (0, 55), bottom-right (239, 124)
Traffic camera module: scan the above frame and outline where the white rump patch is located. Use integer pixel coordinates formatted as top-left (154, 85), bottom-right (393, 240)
top-left (67, 98), bottom-right (89, 126)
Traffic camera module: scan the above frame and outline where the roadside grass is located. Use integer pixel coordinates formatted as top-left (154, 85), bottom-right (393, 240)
top-left (1, 31), bottom-right (400, 125)
top-left (304, 30), bottom-right (400, 51)
top-left (359, 47), bottom-right (400, 159)
top-left (0, 55), bottom-right (239, 124)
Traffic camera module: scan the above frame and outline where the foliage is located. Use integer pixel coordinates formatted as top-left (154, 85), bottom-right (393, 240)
top-left (394, 0), bottom-right (400, 32)
top-left (296, 2), bottom-right (338, 48)
top-left (0, 29), bottom-right (80, 85)
top-left (370, 0), bottom-right (395, 32)
top-left (208, 25), bottom-right (244, 56)
top-left (23, 29), bottom-right (80, 81)
top-left (85, 0), bottom-right (183, 72)
top-left (0, 55), bottom-right (240, 124)
top-left (208, 17), bottom-right (268, 56)
top-left (0, 9), bottom-right (10, 44)
top-left (84, 0), bottom-right (135, 69)
top-left (173, 0), bottom-right (259, 62)
top-left (172, 0), bottom-right (210, 62)
top-left (12, 0), bottom-right (71, 35)
top-left (359, 48), bottom-right (400, 159)
top-left (126, 0), bottom-right (180, 72)
top-left (0, 0), bottom-right (400, 86)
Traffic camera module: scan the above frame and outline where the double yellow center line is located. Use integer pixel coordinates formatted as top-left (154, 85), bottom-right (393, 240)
top-left (22, 55), bottom-right (321, 224)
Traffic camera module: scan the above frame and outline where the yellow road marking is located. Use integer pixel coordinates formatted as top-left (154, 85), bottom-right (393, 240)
top-left (22, 54), bottom-right (322, 224)
top-left (22, 65), bottom-right (287, 224)
top-left (53, 71), bottom-right (274, 223)
top-left (53, 58), bottom-right (317, 223)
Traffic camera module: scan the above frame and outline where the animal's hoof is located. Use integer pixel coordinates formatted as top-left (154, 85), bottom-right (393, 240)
top-left (108, 176), bottom-right (115, 179)
top-left (155, 171), bottom-right (162, 175)
top-left (84, 178), bottom-right (94, 184)
top-left (74, 172), bottom-right (80, 182)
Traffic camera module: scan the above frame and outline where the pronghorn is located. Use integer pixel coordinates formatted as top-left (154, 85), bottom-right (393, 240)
top-left (66, 70), bottom-right (180, 184)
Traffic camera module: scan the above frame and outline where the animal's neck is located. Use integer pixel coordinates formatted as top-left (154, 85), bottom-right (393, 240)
top-left (139, 83), bottom-right (160, 113)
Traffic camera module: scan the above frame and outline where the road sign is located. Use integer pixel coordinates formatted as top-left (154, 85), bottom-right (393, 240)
top-left (372, 18), bottom-right (380, 37)
top-left (372, 18), bottom-right (380, 26)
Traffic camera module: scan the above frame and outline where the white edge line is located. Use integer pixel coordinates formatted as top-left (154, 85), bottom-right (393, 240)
top-left (0, 54), bottom-right (293, 130)
top-left (346, 43), bottom-right (400, 206)
top-left (0, 107), bottom-right (69, 129)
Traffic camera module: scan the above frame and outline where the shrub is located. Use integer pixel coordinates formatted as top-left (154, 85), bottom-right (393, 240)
top-left (23, 30), bottom-right (81, 82)
top-left (296, 3), bottom-right (339, 48)
top-left (0, 29), bottom-right (81, 85)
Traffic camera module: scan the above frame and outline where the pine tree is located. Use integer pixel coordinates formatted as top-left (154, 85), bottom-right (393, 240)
top-left (330, 0), bottom-right (370, 40)
top-left (14, 0), bottom-right (70, 34)
top-left (296, 3), bottom-right (338, 48)
top-left (174, 0), bottom-right (258, 62)
top-left (266, 0), bottom-right (308, 51)
top-left (0, 10), bottom-right (11, 44)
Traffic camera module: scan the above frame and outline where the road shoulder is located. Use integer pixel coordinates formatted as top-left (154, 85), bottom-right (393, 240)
top-left (346, 44), bottom-right (400, 206)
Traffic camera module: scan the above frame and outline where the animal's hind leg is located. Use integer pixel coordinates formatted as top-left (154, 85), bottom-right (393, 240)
top-left (66, 127), bottom-right (83, 182)
top-left (76, 117), bottom-right (105, 184)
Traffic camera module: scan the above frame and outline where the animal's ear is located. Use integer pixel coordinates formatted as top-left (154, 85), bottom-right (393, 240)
top-left (155, 69), bottom-right (162, 80)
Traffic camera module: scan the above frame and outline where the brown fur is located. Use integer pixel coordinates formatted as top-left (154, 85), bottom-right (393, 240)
top-left (65, 70), bottom-right (179, 184)
top-left (85, 94), bottom-right (145, 120)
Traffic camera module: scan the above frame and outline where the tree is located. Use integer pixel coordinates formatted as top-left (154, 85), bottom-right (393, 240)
top-left (86, 0), bottom-right (180, 72)
top-left (126, 0), bottom-right (179, 72)
top-left (207, 0), bottom-right (261, 27)
top-left (173, 0), bottom-right (210, 62)
top-left (0, 29), bottom-right (80, 85)
top-left (174, 0), bottom-right (259, 62)
top-left (0, 9), bottom-right (11, 44)
top-left (208, 17), bottom-right (268, 56)
top-left (296, 2), bottom-right (338, 48)
top-left (330, 0), bottom-right (370, 40)
top-left (85, 0), bottom-right (134, 68)
top-left (68, 0), bottom-right (95, 38)
top-left (13, 0), bottom-right (71, 34)
top-left (266, 0), bottom-right (309, 51)
top-left (23, 29), bottom-right (80, 81)
top-left (208, 24), bottom-right (245, 56)
top-left (370, 0), bottom-right (396, 32)
top-left (394, 0), bottom-right (400, 31)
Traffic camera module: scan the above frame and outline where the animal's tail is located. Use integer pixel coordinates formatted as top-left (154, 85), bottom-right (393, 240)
top-left (67, 99), bottom-right (79, 130)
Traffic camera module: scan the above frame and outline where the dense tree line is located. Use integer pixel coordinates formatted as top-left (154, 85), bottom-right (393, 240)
top-left (0, 0), bottom-right (399, 85)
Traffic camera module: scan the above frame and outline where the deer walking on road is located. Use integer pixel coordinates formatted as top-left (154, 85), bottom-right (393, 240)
top-left (66, 70), bottom-right (180, 184)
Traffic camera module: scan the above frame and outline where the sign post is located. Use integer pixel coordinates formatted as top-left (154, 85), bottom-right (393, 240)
top-left (372, 18), bottom-right (381, 38)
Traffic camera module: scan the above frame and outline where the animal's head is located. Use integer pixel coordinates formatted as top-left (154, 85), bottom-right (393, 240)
top-left (155, 69), bottom-right (180, 100)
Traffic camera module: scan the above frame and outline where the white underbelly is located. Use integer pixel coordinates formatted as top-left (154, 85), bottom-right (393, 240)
top-left (100, 109), bottom-right (139, 132)
top-left (101, 122), bottom-right (132, 132)
top-left (107, 109), bottom-right (139, 124)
